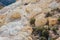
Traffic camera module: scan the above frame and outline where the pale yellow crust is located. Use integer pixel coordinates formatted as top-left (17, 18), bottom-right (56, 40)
top-left (0, 14), bottom-right (7, 26)
top-left (11, 12), bottom-right (21, 19)
top-left (35, 18), bottom-right (47, 27)
top-left (47, 17), bottom-right (58, 26)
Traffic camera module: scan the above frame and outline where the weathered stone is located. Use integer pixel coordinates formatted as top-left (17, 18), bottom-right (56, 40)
top-left (0, 22), bottom-right (32, 40)
top-left (48, 17), bottom-right (58, 26)
top-left (35, 18), bottom-right (47, 27)
top-left (11, 12), bottom-right (21, 19)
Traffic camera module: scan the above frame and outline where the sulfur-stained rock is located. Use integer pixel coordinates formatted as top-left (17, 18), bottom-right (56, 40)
top-left (35, 18), bottom-right (47, 27)
top-left (0, 14), bottom-right (7, 26)
top-left (48, 17), bottom-right (58, 26)
top-left (10, 12), bottom-right (21, 19)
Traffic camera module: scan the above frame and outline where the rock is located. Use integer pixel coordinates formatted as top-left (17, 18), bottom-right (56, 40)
top-left (0, 22), bottom-right (32, 40)
top-left (21, 25), bottom-right (33, 34)
top-left (5, 8), bottom-right (23, 22)
top-left (35, 18), bottom-right (47, 27)
top-left (10, 12), bottom-right (21, 19)
top-left (0, 0), bottom-right (60, 40)
top-left (0, 14), bottom-right (7, 26)
top-left (27, 36), bottom-right (32, 40)
top-left (49, 30), bottom-right (58, 39)
top-left (49, 1), bottom-right (59, 9)
top-left (48, 17), bottom-right (58, 26)
top-left (25, 4), bottom-right (42, 19)
top-left (39, 0), bottom-right (51, 8)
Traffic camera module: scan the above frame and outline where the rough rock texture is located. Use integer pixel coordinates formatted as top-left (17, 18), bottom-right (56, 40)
top-left (35, 18), bottom-right (47, 27)
top-left (0, 0), bottom-right (60, 40)
top-left (48, 17), bottom-right (58, 26)
top-left (0, 22), bottom-right (32, 40)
